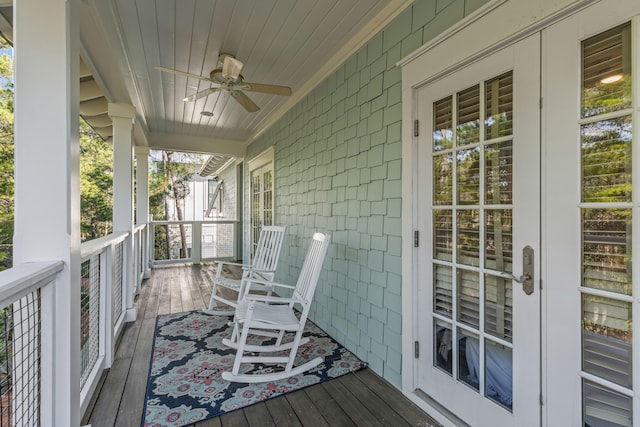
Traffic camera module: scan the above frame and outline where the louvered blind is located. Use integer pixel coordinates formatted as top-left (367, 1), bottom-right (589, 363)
top-left (485, 73), bottom-right (513, 139)
top-left (457, 85), bottom-right (480, 145)
top-left (582, 23), bottom-right (632, 117)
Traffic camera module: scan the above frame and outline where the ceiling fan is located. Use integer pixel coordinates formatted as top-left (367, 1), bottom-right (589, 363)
top-left (154, 54), bottom-right (292, 112)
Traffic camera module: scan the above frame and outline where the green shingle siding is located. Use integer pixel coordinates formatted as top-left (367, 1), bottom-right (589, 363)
top-left (245, 0), bottom-right (490, 388)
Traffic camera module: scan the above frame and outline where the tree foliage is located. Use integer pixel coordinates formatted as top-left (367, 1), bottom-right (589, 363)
top-left (149, 150), bottom-right (203, 260)
top-left (0, 44), bottom-right (13, 271)
top-left (80, 120), bottom-right (113, 241)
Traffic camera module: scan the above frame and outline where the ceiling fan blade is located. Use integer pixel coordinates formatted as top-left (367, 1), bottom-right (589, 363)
top-left (154, 66), bottom-right (211, 81)
top-left (230, 91), bottom-right (260, 112)
top-left (183, 87), bottom-right (221, 102)
top-left (241, 82), bottom-right (292, 96)
top-left (222, 56), bottom-right (244, 79)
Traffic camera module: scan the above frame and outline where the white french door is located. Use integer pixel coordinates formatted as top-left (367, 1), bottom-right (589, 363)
top-left (545, 3), bottom-right (640, 426)
top-left (416, 34), bottom-right (541, 426)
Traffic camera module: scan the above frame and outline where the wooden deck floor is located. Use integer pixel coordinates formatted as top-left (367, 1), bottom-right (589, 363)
top-left (83, 264), bottom-right (441, 427)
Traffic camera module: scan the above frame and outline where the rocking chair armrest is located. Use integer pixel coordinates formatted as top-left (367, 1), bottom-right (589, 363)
top-left (242, 277), bottom-right (296, 290)
top-left (215, 260), bottom-right (249, 269)
top-left (245, 294), bottom-right (304, 305)
top-left (243, 268), bottom-right (276, 276)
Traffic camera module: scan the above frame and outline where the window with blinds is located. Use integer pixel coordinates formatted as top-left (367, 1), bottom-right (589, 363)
top-left (431, 71), bottom-right (515, 411)
top-left (580, 22), bottom-right (634, 427)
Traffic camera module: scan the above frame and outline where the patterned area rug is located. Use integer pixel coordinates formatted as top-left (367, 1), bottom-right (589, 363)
top-left (142, 310), bottom-right (366, 427)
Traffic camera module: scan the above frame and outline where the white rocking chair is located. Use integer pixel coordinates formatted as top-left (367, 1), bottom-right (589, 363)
top-left (203, 225), bottom-right (286, 316)
top-left (221, 232), bottom-right (331, 383)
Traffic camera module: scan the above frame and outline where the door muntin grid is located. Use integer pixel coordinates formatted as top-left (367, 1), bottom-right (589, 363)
top-left (431, 71), bottom-right (515, 411)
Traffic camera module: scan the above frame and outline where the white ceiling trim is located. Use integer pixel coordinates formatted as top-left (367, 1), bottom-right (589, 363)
top-left (248, 0), bottom-right (414, 143)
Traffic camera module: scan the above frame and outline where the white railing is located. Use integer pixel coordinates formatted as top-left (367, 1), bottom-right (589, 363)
top-left (0, 224), bottom-right (151, 426)
top-left (150, 220), bottom-right (239, 265)
top-left (0, 261), bottom-right (64, 427)
top-left (133, 224), bottom-right (150, 294)
top-left (78, 231), bottom-right (128, 416)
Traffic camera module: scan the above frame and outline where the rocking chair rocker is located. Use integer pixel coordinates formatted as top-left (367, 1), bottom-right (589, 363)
top-left (221, 232), bottom-right (331, 383)
top-left (203, 225), bottom-right (286, 316)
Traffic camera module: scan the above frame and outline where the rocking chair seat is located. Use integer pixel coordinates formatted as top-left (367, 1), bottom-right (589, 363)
top-left (235, 299), bottom-right (302, 330)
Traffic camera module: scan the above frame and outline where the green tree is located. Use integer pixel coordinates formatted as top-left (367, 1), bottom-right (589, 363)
top-left (148, 150), bottom-right (202, 259)
top-left (80, 119), bottom-right (113, 241)
top-left (0, 45), bottom-right (13, 271)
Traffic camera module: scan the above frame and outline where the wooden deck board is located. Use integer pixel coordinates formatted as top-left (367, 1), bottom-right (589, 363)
top-left (242, 402), bottom-right (276, 427)
top-left (284, 389), bottom-right (330, 427)
top-left (84, 264), bottom-right (438, 427)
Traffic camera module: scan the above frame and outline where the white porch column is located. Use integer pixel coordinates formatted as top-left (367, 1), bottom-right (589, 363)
top-left (14, 0), bottom-right (81, 425)
top-left (109, 103), bottom-right (137, 322)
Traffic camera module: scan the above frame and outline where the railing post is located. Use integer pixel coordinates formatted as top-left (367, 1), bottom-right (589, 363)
top-left (102, 244), bottom-right (114, 368)
top-left (142, 225), bottom-right (151, 279)
top-left (149, 219), bottom-right (156, 266)
top-left (192, 221), bottom-right (202, 264)
top-left (133, 231), bottom-right (140, 295)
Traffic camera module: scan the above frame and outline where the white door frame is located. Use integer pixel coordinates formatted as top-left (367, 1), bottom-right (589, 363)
top-left (414, 33), bottom-right (541, 427)
top-left (400, 0), bottom-right (599, 425)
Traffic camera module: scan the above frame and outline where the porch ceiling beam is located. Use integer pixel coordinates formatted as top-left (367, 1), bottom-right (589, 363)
top-left (148, 132), bottom-right (247, 157)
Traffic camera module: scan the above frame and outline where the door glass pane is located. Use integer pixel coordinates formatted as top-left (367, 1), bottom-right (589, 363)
top-left (485, 339), bottom-right (512, 411)
top-left (434, 96), bottom-right (454, 151)
top-left (457, 269), bottom-right (480, 328)
top-left (434, 154), bottom-right (453, 205)
top-left (434, 265), bottom-right (453, 317)
top-left (485, 140), bottom-right (513, 204)
top-left (582, 294), bottom-right (632, 387)
top-left (485, 73), bottom-right (513, 139)
top-left (583, 379), bottom-right (632, 427)
top-left (435, 319), bottom-right (453, 375)
top-left (485, 274), bottom-right (513, 342)
top-left (457, 148), bottom-right (481, 205)
top-left (434, 209), bottom-right (453, 261)
top-left (458, 328), bottom-right (480, 391)
top-left (582, 23), bottom-right (632, 118)
top-left (457, 209), bottom-right (480, 266)
top-left (582, 208), bottom-right (631, 295)
top-left (581, 116), bottom-right (632, 203)
top-left (485, 209), bottom-right (513, 273)
top-left (457, 85), bottom-right (480, 145)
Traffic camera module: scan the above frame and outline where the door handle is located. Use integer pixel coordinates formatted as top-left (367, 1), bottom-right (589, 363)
top-left (496, 245), bottom-right (534, 295)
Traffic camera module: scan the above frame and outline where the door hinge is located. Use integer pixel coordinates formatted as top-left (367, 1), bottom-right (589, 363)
top-left (414, 230), bottom-right (419, 247)
top-left (539, 279), bottom-right (543, 290)
top-left (539, 393), bottom-right (544, 406)
top-left (414, 341), bottom-right (420, 358)
top-left (414, 119), bottom-right (419, 137)
top-left (539, 97), bottom-right (543, 109)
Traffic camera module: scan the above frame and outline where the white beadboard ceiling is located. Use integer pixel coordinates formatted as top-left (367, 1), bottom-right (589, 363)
top-left (78, 0), bottom-right (413, 157)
